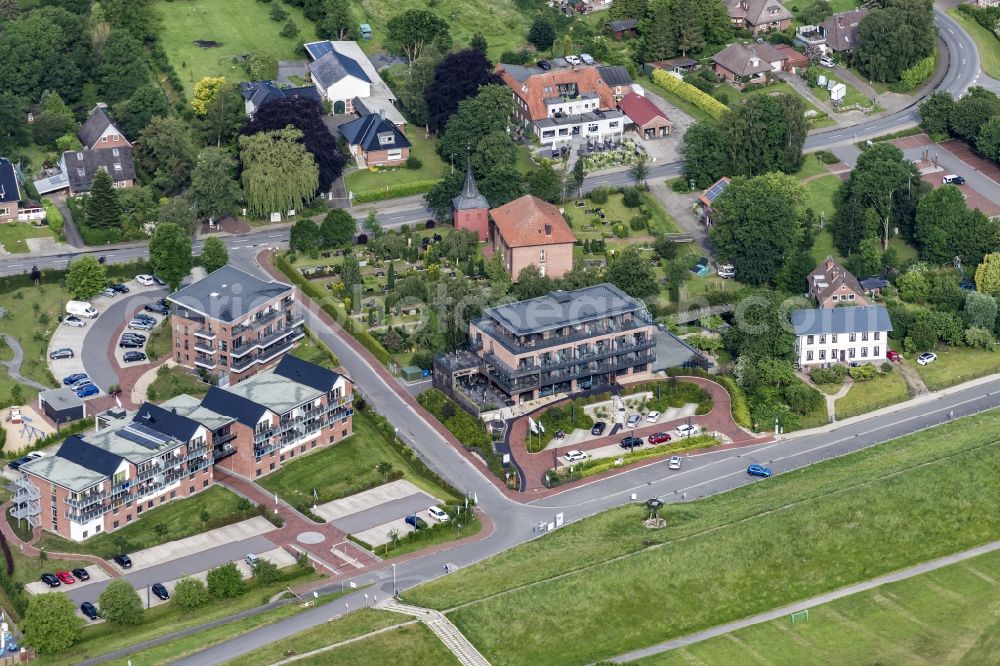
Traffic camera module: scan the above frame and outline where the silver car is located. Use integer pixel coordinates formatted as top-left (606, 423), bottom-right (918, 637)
top-left (626, 414), bottom-right (642, 428)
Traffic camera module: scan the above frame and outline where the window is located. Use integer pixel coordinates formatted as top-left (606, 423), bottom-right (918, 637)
top-left (126, 514), bottom-right (133, 523)
top-left (862, 332), bottom-right (869, 341)
top-left (831, 334), bottom-right (838, 343)
top-left (849, 333), bottom-right (857, 342)
top-left (256, 469), bottom-right (262, 477)
top-left (112, 148), bottom-right (119, 157)
top-left (588, 123), bottom-right (599, 132)
top-left (113, 520), bottom-right (119, 529)
top-left (539, 249), bottom-right (546, 263)
top-left (609, 121), bottom-right (619, 128)
top-left (806, 351), bottom-right (813, 361)
top-left (203, 479), bottom-right (209, 488)
top-left (874, 332), bottom-right (880, 340)
top-left (387, 149), bottom-right (402, 161)
top-left (849, 294), bottom-right (856, 300)
top-left (542, 130), bottom-right (555, 138)
top-left (819, 335), bottom-right (826, 344)
top-left (269, 462), bottom-right (276, 471)
top-left (819, 350), bottom-right (826, 360)
top-left (861, 347), bottom-right (868, 357)
top-left (831, 295), bottom-right (838, 302)
top-left (874, 346), bottom-right (880, 356)
top-left (807, 335), bottom-right (814, 344)
top-left (170, 490), bottom-right (176, 498)
top-left (849, 348), bottom-right (856, 358)
top-left (329, 435), bottom-right (336, 444)
top-left (101, 136), bottom-right (108, 143)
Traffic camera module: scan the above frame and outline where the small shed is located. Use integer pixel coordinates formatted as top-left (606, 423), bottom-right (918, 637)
top-left (774, 45), bottom-right (810, 74)
top-left (401, 365), bottom-right (423, 382)
top-left (360, 23), bottom-right (373, 40)
top-left (606, 18), bottom-right (639, 40)
top-left (38, 388), bottom-right (86, 424)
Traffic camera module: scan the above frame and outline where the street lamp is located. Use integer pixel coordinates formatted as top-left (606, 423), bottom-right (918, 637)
top-left (392, 563), bottom-right (397, 596)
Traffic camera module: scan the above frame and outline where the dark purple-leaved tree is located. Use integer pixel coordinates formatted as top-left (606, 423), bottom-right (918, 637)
top-left (424, 49), bottom-right (503, 132)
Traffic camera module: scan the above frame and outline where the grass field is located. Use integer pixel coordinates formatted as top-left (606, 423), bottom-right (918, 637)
top-left (802, 175), bottom-right (842, 222)
top-left (221, 608), bottom-right (406, 666)
top-left (155, 0), bottom-right (319, 96)
top-left (914, 345), bottom-right (1000, 391)
top-left (293, 622), bottom-right (459, 666)
top-left (146, 364), bottom-right (210, 402)
top-left (290, 329), bottom-right (340, 370)
top-left (567, 191), bottom-right (680, 242)
top-left (0, 223), bottom-right (54, 254)
top-left (949, 8), bottom-right (1000, 80)
top-left (0, 284), bottom-right (66, 390)
top-left (834, 369), bottom-right (910, 419)
top-left (144, 320), bottom-right (172, 361)
top-left (37, 486), bottom-right (249, 558)
top-left (634, 548), bottom-right (1000, 666)
top-left (258, 409), bottom-right (460, 512)
top-left (344, 132), bottom-right (446, 198)
top-left (404, 409), bottom-right (1000, 665)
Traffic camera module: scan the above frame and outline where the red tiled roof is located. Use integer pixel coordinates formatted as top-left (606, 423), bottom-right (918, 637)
top-left (774, 44), bottom-right (809, 66)
top-left (618, 92), bottom-right (672, 128)
top-left (490, 195), bottom-right (576, 247)
top-left (497, 66), bottom-right (615, 122)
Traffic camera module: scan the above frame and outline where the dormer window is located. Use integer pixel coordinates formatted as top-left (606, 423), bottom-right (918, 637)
top-left (377, 132), bottom-right (394, 146)
top-left (76, 153), bottom-right (84, 161)
top-left (77, 168), bottom-right (85, 177)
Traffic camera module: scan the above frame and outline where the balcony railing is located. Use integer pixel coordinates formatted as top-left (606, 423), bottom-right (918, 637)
top-left (194, 340), bottom-right (215, 353)
top-left (66, 491), bottom-right (107, 509)
top-left (194, 328), bottom-right (217, 339)
top-left (213, 431), bottom-right (237, 446)
top-left (195, 354), bottom-right (218, 369)
top-left (474, 316), bottom-right (650, 356)
top-left (231, 333), bottom-right (302, 371)
top-left (233, 307), bottom-right (294, 336)
top-left (231, 318), bottom-right (305, 356)
top-left (485, 338), bottom-right (655, 379)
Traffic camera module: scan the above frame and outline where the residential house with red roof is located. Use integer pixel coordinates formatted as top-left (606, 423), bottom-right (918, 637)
top-left (489, 195), bottom-right (576, 279)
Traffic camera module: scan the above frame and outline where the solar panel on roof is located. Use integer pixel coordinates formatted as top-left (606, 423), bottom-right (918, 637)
top-left (305, 41), bottom-right (333, 60)
top-left (704, 180), bottom-right (728, 202)
top-left (117, 428), bottom-right (161, 450)
top-left (127, 422), bottom-right (172, 443)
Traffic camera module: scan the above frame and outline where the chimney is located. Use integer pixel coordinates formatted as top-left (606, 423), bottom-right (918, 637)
top-left (825, 257), bottom-right (834, 270)
top-left (379, 108), bottom-right (386, 120)
top-left (749, 47), bottom-right (760, 68)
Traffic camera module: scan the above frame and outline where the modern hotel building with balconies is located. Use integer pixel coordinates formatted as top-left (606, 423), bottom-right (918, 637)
top-left (466, 284), bottom-right (656, 404)
top-left (168, 265), bottom-right (305, 385)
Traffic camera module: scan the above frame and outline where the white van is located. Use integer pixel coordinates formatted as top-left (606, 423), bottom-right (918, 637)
top-left (66, 301), bottom-right (98, 318)
top-left (718, 264), bottom-right (736, 279)
top-left (819, 55), bottom-right (835, 68)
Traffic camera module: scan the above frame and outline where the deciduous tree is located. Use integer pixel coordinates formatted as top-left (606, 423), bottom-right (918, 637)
top-left (189, 147), bottom-right (242, 221)
top-left (290, 218), bottom-right (321, 253)
top-left (386, 9), bottom-right (452, 72)
top-left (950, 86), bottom-right (1000, 143)
top-left (396, 46), bottom-right (441, 128)
top-left (157, 196), bottom-right (198, 236)
top-left (680, 121), bottom-right (728, 189)
top-left (136, 116), bottom-right (197, 196)
top-left (527, 17), bottom-right (555, 51)
top-left (918, 91), bottom-right (955, 137)
top-left (99, 580), bottom-right (144, 625)
top-left (854, 0), bottom-right (935, 83)
top-left (149, 222), bottom-right (193, 291)
top-left (975, 116), bottom-right (1000, 163)
top-left (605, 246), bottom-right (658, 299)
top-left (66, 256), bottom-right (107, 300)
top-left (96, 29), bottom-right (150, 104)
top-left (22, 593), bottom-right (83, 654)
top-left (206, 562), bottom-right (245, 599)
top-left (425, 50), bottom-right (502, 132)
top-left (320, 208), bottom-right (356, 247)
top-left (975, 253), bottom-right (1000, 296)
top-left (200, 236), bottom-right (229, 274)
top-left (964, 291), bottom-right (997, 330)
top-left (239, 127), bottom-right (319, 218)
top-left (112, 85), bottom-right (170, 139)
top-left (173, 577), bottom-right (209, 610)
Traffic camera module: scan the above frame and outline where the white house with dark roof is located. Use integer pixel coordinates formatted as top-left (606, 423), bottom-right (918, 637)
top-left (303, 40), bottom-right (406, 128)
top-left (791, 305), bottom-right (892, 367)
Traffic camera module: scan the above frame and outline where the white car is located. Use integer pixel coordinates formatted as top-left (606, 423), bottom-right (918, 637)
top-left (580, 53), bottom-right (595, 65)
top-left (626, 413), bottom-right (642, 428)
top-left (564, 450), bottom-right (589, 463)
top-left (428, 506), bottom-right (449, 522)
top-left (565, 55), bottom-right (581, 65)
top-left (63, 315), bottom-right (86, 327)
top-left (646, 411), bottom-right (661, 423)
top-left (916, 352), bottom-right (937, 366)
top-left (674, 424), bottom-right (701, 438)
top-left (718, 264), bottom-right (736, 279)
top-left (668, 456), bottom-right (682, 470)
top-left (135, 274), bottom-right (155, 286)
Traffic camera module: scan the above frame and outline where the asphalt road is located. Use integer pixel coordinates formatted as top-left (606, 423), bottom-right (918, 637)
top-left (81, 287), bottom-right (167, 390)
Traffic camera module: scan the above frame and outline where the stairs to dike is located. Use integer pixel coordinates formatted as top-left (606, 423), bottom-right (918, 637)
top-left (380, 599), bottom-right (491, 666)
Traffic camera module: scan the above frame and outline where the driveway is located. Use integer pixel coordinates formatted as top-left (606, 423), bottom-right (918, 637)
top-left (277, 61), bottom-right (308, 87)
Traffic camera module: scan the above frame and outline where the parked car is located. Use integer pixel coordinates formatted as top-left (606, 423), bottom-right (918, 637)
top-left (135, 274), bottom-right (155, 286)
top-left (580, 52), bottom-right (595, 65)
top-left (428, 506), bottom-right (450, 522)
top-left (63, 315), bottom-right (86, 327)
top-left (76, 384), bottom-right (99, 398)
top-left (404, 514), bottom-right (428, 529)
top-left (114, 554), bottom-right (132, 568)
top-left (72, 567), bottom-right (90, 581)
top-left (133, 313), bottom-right (156, 323)
top-left (591, 421), bottom-right (607, 436)
top-left (668, 456), bottom-right (682, 470)
top-left (120, 333), bottom-right (147, 341)
top-left (101, 288), bottom-right (117, 298)
top-left (625, 414), bottom-right (642, 428)
top-left (80, 601), bottom-right (100, 620)
top-left (144, 302), bottom-right (169, 315)
top-left (718, 264), bottom-right (736, 279)
top-left (70, 378), bottom-right (93, 390)
top-left (747, 464), bottom-right (772, 478)
top-left (244, 553), bottom-right (259, 568)
top-left (819, 55), bottom-right (835, 68)
top-left (564, 450), bottom-right (589, 463)
top-left (49, 347), bottom-right (74, 360)
top-left (537, 60), bottom-right (551, 70)
top-left (887, 350), bottom-right (901, 362)
top-left (152, 275), bottom-right (167, 286)
top-left (648, 432), bottom-right (671, 445)
top-left (917, 352), bottom-right (937, 365)
top-left (620, 436), bottom-right (643, 449)
top-left (119, 338), bottom-right (144, 349)
top-left (63, 372), bottom-right (89, 386)
top-left (960, 278), bottom-right (976, 291)
top-left (109, 283), bottom-right (130, 294)
top-left (128, 320), bottom-right (153, 331)
top-left (942, 174), bottom-right (966, 185)
top-left (646, 411), bottom-right (661, 423)
top-left (56, 570), bottom-right (76, 584)
top-left (123, 351), bottom-right (147, 363)
top-left (40, 573), bottom-right (60, 588)
top-left (66, 301), bottom-right (98, 318)
top-left (674, 424), bottom-right (701, 438)
top-left (151, 583), bottom-right (169, 600)
top-left (565, 54), bottom-right (581, 65)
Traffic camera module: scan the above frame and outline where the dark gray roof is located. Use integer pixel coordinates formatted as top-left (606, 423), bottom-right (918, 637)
top-left (240, 81), bottom-right (321, 112)
top-left (273, 355), bottom-right (341, 393)
top-left (132, 402), bottom-right (201, 443)
top-left (338, 114), bottom-right (411, 152)
top-left (498, 63), bottom-right (534, 83)
top-left (607, 18), bottom-right (639, 31)
top-left (62, 147), bottom-right (135, 193)
top-left (453, 163), bottom-right (489, 211)
top-left (791, 305), bottom-right (892, 336)
top-left (77, 105), bottom-right (125, 149)
top-left (597, 65), bottom-right (633, 87)
top-left (0, 157), bottom-right (21, 205)
top-left (482, 283), bottom-right (647, 336)
top-left (308, 47), bottom-right (371, 89)
top-left (56, 435), bottom-right (124, 478)
top-left (168, 265), bottom-right (292, 323)
top-left (200, 385), bottom-right (268, 427)
top-left (39, 387), bottom-right (84, 411)
top-left (860, 276), bottom-right (890, 290)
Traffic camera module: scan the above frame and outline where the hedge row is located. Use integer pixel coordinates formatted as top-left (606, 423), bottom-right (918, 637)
top-left (651, 69), bottom-right (728, 119)
top-left (899, 52), bottom-right (936, 92)
top-left (274, 253), bottom-right (393, 366)
top-left (352, 179), bottom-right (440, 204)
top-left (418, 388), bottom-right (506, 479)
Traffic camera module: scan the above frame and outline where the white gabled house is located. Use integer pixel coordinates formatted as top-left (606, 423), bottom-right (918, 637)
top-left (791, 305), bottom-right (892, 367)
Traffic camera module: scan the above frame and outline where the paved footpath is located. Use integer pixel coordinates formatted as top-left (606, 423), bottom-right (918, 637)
top-left (609, 540), bottom-right (1000, 663)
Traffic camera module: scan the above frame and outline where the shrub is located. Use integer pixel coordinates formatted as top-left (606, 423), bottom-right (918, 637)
top-left (173, 577), bottom-right (210, 610)
top-left (782, 380), bottom-right (824, 415)
top-left (669, 178), bottom-right (690, 193)
top-left (622, 188), bottom-right (642, 208)
top-left (964, 325), bottom-right (995, 349)
top-left (881, 362), bottom-right (894, 373)
top-left (206, 562), bottom-right (246, 599)
top-left (629, 214), bottom-right (647, 231)
top-left (899, 52), bottom-right (936, 92)
top-left (717, 376), bottom-right (752, 429)
top-left (353, 179), bottom-right (440, 203)
top-left (99, 580), bottom-right (144, 625)
top-left (810, 365), bottom-right (846, 385)
top-left (814, 150), bottom-right (840, 164)
top-left (650, 69), bottom-right (728, 119)
top-left (589, 186), bottom-right (609, 204)
top-left (849, 364), bottom-right (879, 382)
top-left (279, 20), bottom-right (299, 38)
top-left (252, 558), bottom-right (281, 584)
top-left (405, 155), bottom-right (423, 170)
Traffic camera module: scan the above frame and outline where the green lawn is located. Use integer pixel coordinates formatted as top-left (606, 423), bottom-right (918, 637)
top-left (404, 409), bottom-right (1000, 665)
top-left (155, 0), bottom-right (319, 96)
top-left (567, 191), bottom-right (679, 241)
top-left (802, 174), bottom-right (843, 222)
top-left (37, 486), bottom-right (252, 558)
top-left (635, 548), bottom-right (1000, 666)
top-left (146, 365), bottom-right (210, 402)
top-left (723, 82), bottom-right (838, 128)
top-left (36, 568), bottom-right (322, 666)
top-left (293, 622), bottom-right (459, 666)
top-left (793, 154), bottom-right (829, 180)
top-left (834, 369), bottom-right (910, 419)
top-left (914, 345), bottom-right (1000, 391)
top-left (290, 328), bottom-right (340, 370)
top-left (0, 283), bottom-right (67, 390)
top-left (145, 320), bottom-right (172, 361)
top-left (344, 131), bottom-right (446, 199)
top-left (949, 8), bottom-right (1000, 80)
top-left (258, 409), bottom-right (461, 513)
top-left (220, 609), bottom-right (406, 666)
top-left (0, 222), bottom-right (54, 254)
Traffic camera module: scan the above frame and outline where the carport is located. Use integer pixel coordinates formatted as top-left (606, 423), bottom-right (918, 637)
top-left (38, 388), bottom-right (86, 425)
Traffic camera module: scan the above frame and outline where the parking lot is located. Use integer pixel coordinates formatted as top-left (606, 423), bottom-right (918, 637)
top-left (314, 479), bottom-right (444, 548)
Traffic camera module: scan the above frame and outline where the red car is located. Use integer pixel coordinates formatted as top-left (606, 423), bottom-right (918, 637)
top-left (55, 570), bottom-right (76, 584)
top-left (648, 432), bottom-right (672, 445)
top-left (887, 350), bottom-right (901, 362)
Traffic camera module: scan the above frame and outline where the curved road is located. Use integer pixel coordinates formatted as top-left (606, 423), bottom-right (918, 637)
top-left (81, 288), bottom-right (167, 391)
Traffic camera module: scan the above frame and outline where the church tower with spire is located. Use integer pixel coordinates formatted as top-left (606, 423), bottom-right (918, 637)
top-left (451, 162), bottom-right (490, 242)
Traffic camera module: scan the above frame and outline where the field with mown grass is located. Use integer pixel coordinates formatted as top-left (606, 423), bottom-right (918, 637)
top-left (914, 344), bottom-right (1000, 391)
top-left (0, 222), bottom-right (54, 254)
top-left (834, 369), bottom-right (910, 419)
top-left (634, 548), bottom-right (1000, 666)
top-left (404, 409), bottom-right (1000, 665)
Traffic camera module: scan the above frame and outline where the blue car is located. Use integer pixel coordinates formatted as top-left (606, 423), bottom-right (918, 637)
top-left (62, 372), bottom-right (89, 386)
top-left (747, 464), bottom-right (772, 478)
top-left (76, 384), bottom-right (99, 398)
